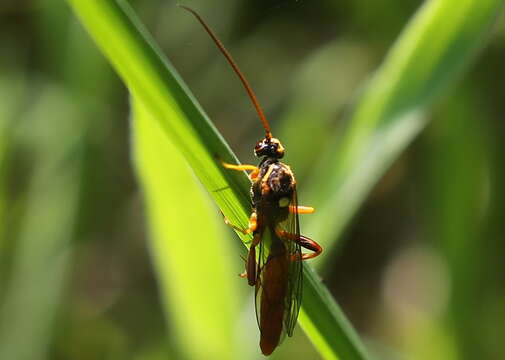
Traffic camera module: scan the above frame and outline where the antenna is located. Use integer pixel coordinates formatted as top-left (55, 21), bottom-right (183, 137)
top-left (179, 5), bottom-right (272, 139)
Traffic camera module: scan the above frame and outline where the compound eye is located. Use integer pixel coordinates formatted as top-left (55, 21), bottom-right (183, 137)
top-left (254, 139), bottom-right (268, 156)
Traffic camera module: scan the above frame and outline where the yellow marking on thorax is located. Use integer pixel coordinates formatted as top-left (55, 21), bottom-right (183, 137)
top-left (285, 164), bottom-right (297, 185)
top-left (278, 197), bottom-right (290, 207)
top-left (261, 164), bottom-right (275, 194)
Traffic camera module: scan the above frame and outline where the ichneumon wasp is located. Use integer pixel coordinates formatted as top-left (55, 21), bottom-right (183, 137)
top-left (180, 6), bottom-right (323, 356)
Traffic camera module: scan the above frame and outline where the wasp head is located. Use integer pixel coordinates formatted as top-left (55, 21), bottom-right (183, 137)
top-left (254, 137), bottom-right (285, 159)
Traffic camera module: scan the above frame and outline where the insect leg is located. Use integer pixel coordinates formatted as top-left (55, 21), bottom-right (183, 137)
top-left (245, 234), bottom-right (261, 286)
top-left (276, 230), bottom-right (322, 260)
top-left (224, 211), bottom-right (258, 235)
top-left (222, 162), bottom-right (260, 180)
top-left (289, 205), bottom-right (315, 214)
top-left (239, 254), bottom-right (248, 278)
top-left (297, 235), bottom-right (322, 260)
top-left (224, 212), bottom-right (261, 285)
top-left (238, 234), bottom-right (261, 284)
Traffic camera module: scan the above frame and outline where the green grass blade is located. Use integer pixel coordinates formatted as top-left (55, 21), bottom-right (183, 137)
top-left (65, 1), bottom-right (370, 359)
top-left (298, 265), bottom-right (370, 360)
top-left (0, 85), bottom-right (83, 360)
top-left (67, 0), bottom-right (251, 227)
top-left (0, 73), bottom-right (25, 258)
top-left (423, 87), bottom-right (490, 359)
top-left (0, 78), bottom-right (21, 303)
top-left (132, 98), bottom-right (240, 359)
top-left (306, 0), bottom-right (504, 256)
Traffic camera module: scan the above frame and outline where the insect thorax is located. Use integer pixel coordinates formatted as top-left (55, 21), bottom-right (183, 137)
top-left (252, 159), bottom-right (295, 208)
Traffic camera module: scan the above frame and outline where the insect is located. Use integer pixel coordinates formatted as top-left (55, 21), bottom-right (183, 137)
top-left (180, 6), bottom-right (323, 356)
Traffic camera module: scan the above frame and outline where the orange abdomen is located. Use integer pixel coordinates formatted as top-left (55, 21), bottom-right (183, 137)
top-left (259, 252), bottom-right (288, 355)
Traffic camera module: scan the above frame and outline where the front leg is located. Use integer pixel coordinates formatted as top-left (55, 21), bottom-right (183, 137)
top-left (222, 162), bottom-right (260, 180)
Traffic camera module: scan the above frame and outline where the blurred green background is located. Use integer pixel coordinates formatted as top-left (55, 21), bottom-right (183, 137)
top-left (1, 0), bottom-right (505, 359)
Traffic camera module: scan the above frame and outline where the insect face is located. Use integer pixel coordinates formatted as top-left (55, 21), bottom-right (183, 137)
top-left (254, 137), bottom-right (285, 159)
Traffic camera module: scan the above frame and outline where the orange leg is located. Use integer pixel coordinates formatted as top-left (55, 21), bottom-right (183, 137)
top-left (276, 230), bottom-right (322, 260)
top-left (224, 211), bottom-right (260, 285)
top-left (296, 235), bottom-right (322, 260)
top-left (224, 211), bottom-right (257, 235)
top-left (289, 205), bottom-right (315, 214)
top-left (246, 234), bottom-right (261, 286)
top-left (222, 162), bottom-right (260, 180)
top-left (239, 254), bottom-right (247, 278)
top-left (238, 233), bottom-right (261, 286)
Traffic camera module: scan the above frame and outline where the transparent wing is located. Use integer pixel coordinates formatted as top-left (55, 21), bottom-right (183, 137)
top-left (253, 187), bottom-right (303, 343)
top-left (278, 187), bottom-right (303, 337)
top-left (253, 224), bottom-right (277, 332)
top-left (254, 227), bottom-right (268, 331)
